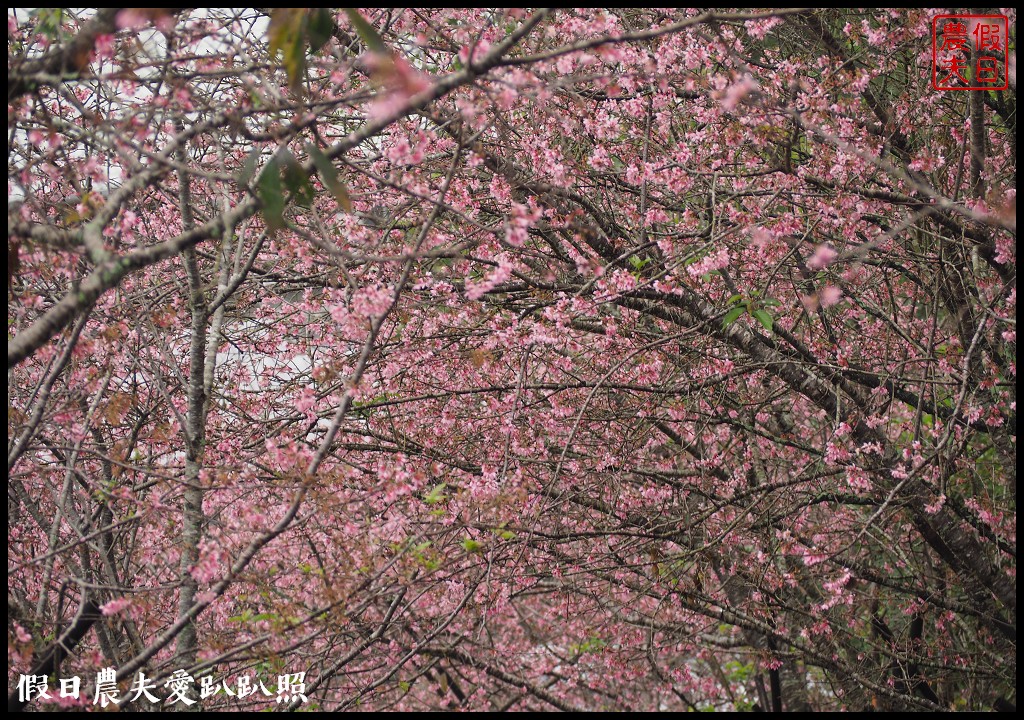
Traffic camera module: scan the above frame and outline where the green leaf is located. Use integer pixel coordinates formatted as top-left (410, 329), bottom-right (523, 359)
top-left (31, 8), bottom-right (65, 40)
top-left (344, 9), bottom-right (388, 53)
top-left (461, 538), bottom-right (482, 553)
top-left (423, 482), bottom-right (447, 505)
top-left (306, 8), bottom-right (335, 54)
top-left (285, 39), bottom-right (306, 92)
top-left (398, 680), bottom-right (411, 693)
top-left (268, 8), bottom-right (301, 56)
top-left (268, 8), bottom-right (307, 93)
top-left (721, 305), bottom-right (745, 329)
top-left (238, 148), bottom-right (262, 187)
top-left (257, 156), bottom-right (285, 232)
top-left (306, 143), bottom-right (352, 211)
top-left (276, 149), bottom-right (315, 208)
top-left (570, 635), bottom-right (607, 654)
top-left (752, 308), bottom-right (774, 332)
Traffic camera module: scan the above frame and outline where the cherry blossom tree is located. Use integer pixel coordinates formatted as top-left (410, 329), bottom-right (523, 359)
top-left (8, 7), bottom-right (1015, 712)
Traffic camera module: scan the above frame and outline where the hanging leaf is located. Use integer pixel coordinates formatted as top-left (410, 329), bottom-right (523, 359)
top-left (344, 9), bottom-right (388, 53)
top-left (306, 143), bottom-right (352, 211)
top-left (752, 309), bottom-right (774, 333)
top-left (257, 156), bottom-right (285, 232)
top-left (283, 35), bottom-right (306, 93)
top-left (276, 148), bottom-right (315, 208)
top-left (268, 9), bottom-right (302, 58)
top-left (721, 305), bottom-right (745, 329)
top-left (268, 8), bottom-right (307, 93)
top-left (237, 148), bottom-right (262, 187)
top-left (306, 8), bottom-right (335, 55)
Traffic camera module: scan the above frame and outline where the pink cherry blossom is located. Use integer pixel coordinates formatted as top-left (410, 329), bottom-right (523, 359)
top-left (807, 244), bottom-right (839, 270)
